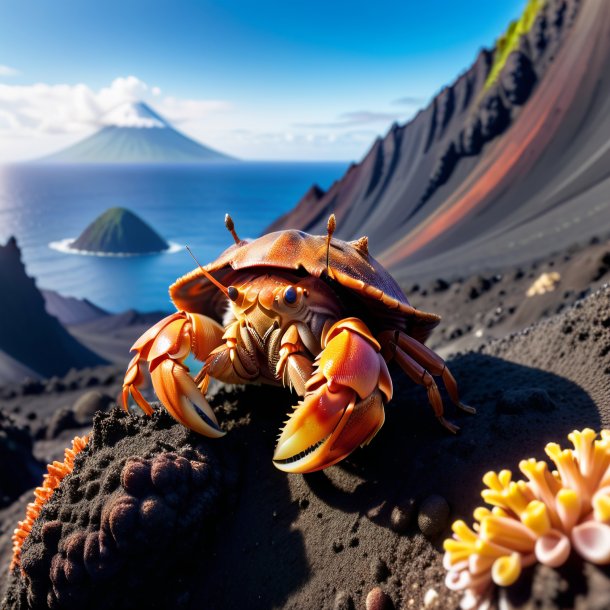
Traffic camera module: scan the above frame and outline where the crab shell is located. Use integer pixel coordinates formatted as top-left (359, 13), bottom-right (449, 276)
top-left (170, 229), bottom-right (440, 340)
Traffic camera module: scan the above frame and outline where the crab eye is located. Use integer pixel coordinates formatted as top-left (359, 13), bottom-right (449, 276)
top-left (283, 286), bottom-right (298, 305)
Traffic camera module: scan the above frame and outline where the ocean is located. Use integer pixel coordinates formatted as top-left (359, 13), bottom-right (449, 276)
top-left (0, 162), bottom-right (348, 312)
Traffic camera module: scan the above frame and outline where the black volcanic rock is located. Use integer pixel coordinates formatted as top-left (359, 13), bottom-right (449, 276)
top-left (0, 409), bottom-right (44, 508)
top-left (0, 238), bottom-right (106, 380)
top-left (501, 51), bottom-right (537, 105)
top-left (70, 208), bottom-right (169, 255)
top-left (478, 85), bottom-right (511, 139)
top-left (459, 115), bottom-right (483, 156)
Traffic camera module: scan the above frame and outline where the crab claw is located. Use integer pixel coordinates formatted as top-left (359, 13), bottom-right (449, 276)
top-left (122, 311), bottom-right (225, 438)
top-left (273, 318), bottom-right (392, 473)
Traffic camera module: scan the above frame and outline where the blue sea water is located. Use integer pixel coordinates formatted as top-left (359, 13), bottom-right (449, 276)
top-left (0, 162), bottom-right (348, 312)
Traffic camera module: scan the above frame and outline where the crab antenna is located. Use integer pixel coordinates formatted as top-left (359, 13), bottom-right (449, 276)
top-left (225, 213), bottom-right (241, 244)
top-left (326, 214), bottom-right (336, 274)
top-left (185, 245), bottom-right (230, 298)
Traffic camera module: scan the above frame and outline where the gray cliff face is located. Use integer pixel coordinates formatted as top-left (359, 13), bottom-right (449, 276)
top-left (0, 237), bottom-right (106, 378)
top-left (266, 0), bottom-right (601, 285)
top-left (71, 207), bottom-right (169, 255)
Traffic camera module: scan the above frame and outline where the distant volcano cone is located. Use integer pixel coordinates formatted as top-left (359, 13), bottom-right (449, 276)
top-left (70, 207), bottom-right (169, 255)
top-left (42, 101), bottom-right (235, 163)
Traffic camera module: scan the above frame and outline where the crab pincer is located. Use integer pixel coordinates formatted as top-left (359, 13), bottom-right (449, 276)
top-left (273, 318), bottom-right (392, 472)
top-left (122, 311), bottom-right (226, 438)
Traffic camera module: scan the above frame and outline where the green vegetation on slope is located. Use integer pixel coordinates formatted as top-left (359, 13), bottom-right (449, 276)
top-left (484, 0), bottom-right (545, 91)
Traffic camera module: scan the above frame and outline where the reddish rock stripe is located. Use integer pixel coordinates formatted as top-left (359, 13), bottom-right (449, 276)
top-left (378, 1), bottom-right (601, 268)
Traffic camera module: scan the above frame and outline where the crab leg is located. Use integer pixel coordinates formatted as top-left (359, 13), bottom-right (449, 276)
top-left (273, 317), bottom-right (392, 473)
top-left (395, 332), bottom-right (475, 415)
top-left (392, 346), bottom-right (460, 433)
top-left (122, 312), bottom-right (226, 437)
top-left (383, 330), bottom-right (474, 433)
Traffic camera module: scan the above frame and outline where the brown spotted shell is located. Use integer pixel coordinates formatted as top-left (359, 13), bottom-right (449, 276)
top-left (170, 230), bottom-right (440, 342)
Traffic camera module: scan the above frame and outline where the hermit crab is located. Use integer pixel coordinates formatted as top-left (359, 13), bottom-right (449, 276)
top-left (122, 215), bottom-right (474, 473)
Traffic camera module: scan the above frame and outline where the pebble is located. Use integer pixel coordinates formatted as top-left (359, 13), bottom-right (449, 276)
top-left (365, 587), bottom-right (394, 610)
top-left (390, 498), bottom-right (416, 533)
top-left (46, 407), bottom-right (78, 439)
top-left (333, 590), bottom-right (354, 610)
top-left (423, 588), bottom-right (439, 607)
top-left (73, 390), bottom-right (113, 424)
top-left (370, 557), bottom-right (390, 582)
top-left (417, 495), bottom-right (450, 537)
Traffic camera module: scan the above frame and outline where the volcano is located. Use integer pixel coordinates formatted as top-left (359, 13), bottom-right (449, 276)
top-left (70, 207), bottom-right (170, 255)
top-left (268, 0), bottom-right (610, 285)
top-left (43, 101), bottom-right (234, 163)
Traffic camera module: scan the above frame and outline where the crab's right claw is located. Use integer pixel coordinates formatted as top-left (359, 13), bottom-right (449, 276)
top-left (273, 318), bottom-right (392, 473)
top-left (122, 312), bottom-right (225, 438)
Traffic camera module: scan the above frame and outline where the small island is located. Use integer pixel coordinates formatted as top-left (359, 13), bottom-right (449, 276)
top-left (69, 207), bottom-right (170, 256)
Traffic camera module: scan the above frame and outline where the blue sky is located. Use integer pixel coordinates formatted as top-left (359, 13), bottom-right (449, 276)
top-left (0, 0), bottom-right (526, 161)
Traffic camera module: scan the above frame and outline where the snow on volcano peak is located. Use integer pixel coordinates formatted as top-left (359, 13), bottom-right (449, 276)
top-left (102, 101), bottom-right (169, 128)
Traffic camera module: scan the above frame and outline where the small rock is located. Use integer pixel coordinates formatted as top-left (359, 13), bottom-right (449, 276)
top-left (433, 278), bottom-right (449, 293)
top-left (370, 557), bottom-right (390, 582)
top-left (22, 378), bottom-right (44, 396)
top-left (46, 377), bottom-right (66, 393)
top-left (73, 390), bottom-right (114, 424)
top-left (333, 590), bottom-right (354, 610)
top-left (423, 588), bottom-right (439, 607)
top-left (366, 587), bottom-right (394, 610)
top-left (46, 407), bottom-right (79, 439)
top-left (417, 495), bottom-right (450, 537)
top-left (366, 500), bottom-right (386, 523)
top-left (332, 540), bottom-right (344, 553)
top-left (390, 498), bottom-right (415, 533)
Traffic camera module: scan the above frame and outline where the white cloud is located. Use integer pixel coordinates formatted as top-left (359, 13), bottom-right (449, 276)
top-left (0, 75), bottom-right (231, 137)
top-left (0, 65), bottom-right (19, 77)
top-left (294, 110), bottom-right (402, 129)
top-left (158, 96), bottom-right (231, 124)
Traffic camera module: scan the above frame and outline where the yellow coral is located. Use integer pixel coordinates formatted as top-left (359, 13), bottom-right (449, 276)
top-left (443, 429), bottom-right (610, 608)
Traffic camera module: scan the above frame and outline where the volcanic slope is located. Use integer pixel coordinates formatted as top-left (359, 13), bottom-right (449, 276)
top-left (268, 0), bottom-right (610, 285)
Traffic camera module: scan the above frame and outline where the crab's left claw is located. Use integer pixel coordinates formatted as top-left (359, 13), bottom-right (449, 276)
top-left (273, 318), bottom-right (392, 473)
top-left (122, 311), bottom-right (226, 438)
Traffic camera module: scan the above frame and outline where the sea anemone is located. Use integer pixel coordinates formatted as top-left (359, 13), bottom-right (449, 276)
top-left (11, 435), bottom-right (89, 571)
top-left (443, 428), bottom-right (610, 609)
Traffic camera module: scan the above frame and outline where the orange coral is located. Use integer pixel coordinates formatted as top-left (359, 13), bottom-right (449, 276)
top-left (11, 435), bottom-right (89, 571)
top-left (443, 429), bottom-right (610, 609)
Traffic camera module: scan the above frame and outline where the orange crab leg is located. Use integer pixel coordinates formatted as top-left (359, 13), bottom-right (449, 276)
top-left (122, 311), bottom-right (226, 437)
top-left (381, 330), bottom-right (474, 433)
top-left (395, 332), bottom-right (474, 414)
top-left (273, 317), bottom-right (392, 473)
